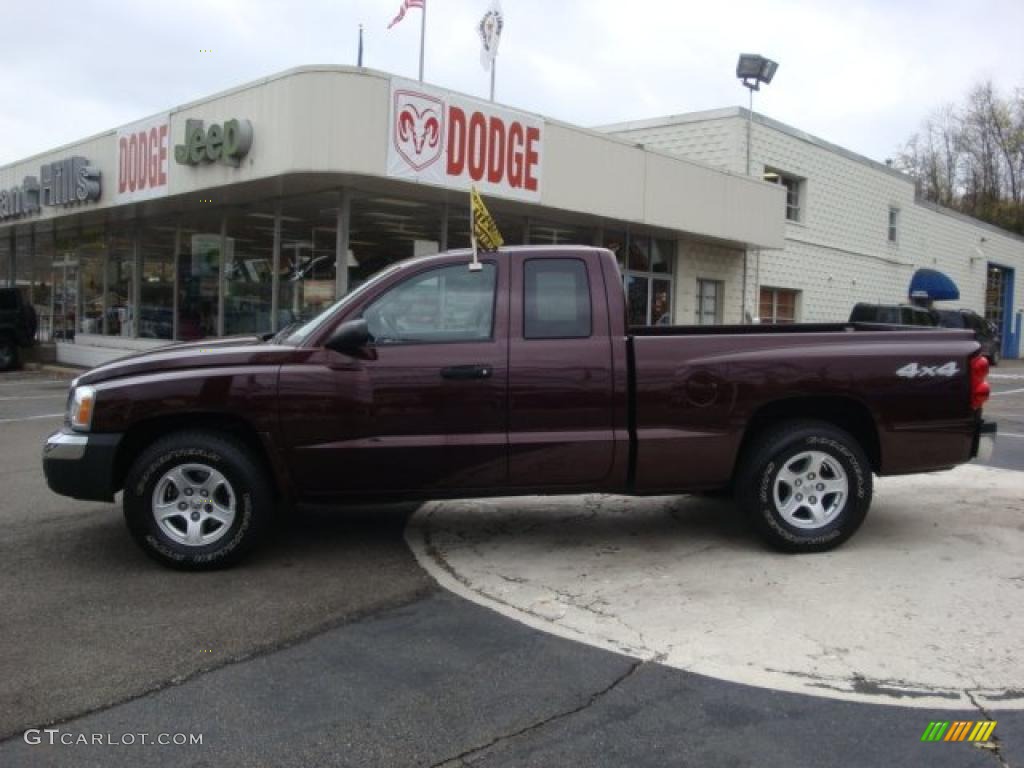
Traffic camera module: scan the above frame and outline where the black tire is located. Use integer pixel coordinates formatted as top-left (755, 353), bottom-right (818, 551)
top-left (0, 337), bottom-right (18, 371)
top-left (123, 431), bottom-right (274, 570)
top-left (736, 420), bottom-right (873, 553)
top-left (988, 350), bottom-right (1000, 367)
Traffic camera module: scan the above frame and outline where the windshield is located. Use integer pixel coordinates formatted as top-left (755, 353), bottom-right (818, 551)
top-left (282, 262), bottom-right (407, 344)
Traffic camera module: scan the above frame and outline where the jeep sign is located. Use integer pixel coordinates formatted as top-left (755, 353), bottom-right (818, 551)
top-left (386, 78), bottom-right (543, 202)
top-left (174, 118), bottom-right (253, 167)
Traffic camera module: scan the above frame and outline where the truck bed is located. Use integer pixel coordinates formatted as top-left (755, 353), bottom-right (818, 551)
top-left (627, 323), bottom-right (979, 492)
top-left (630, 322), bottom-right (967, 338)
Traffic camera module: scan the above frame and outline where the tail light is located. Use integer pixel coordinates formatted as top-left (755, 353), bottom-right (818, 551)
top-left (970, 354), bottom-right (990, 410)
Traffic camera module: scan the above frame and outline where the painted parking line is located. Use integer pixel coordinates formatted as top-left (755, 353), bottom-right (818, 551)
top-left (407, 464), bottom-right (1024, 711)
top-left (0, 413), bottom-right (64, 424)
top-left (991, 387), bottom-right (1024, 396)
top-left (0, 394), bottom-right (66, 401)
top-left (1000, 432), bottom-right (1024, 438)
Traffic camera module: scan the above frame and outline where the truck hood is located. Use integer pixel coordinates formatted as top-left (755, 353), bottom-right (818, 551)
top-left (74, 336), bottom-right (306, 386)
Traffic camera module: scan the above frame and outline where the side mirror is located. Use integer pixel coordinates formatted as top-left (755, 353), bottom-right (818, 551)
top-left (325, 318), bottom-right (371, 356)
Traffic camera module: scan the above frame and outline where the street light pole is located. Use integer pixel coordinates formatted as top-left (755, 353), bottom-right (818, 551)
top-left (736, 53), bottom-right (778, 324)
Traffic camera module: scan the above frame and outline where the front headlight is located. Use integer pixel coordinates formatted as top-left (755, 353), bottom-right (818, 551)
top-left (69, 386), bottom-right (96, 431)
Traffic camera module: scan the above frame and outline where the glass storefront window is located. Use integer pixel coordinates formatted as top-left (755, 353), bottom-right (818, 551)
top-left (622, 234), bottom-right (675, 325)
top-left (627, 275), bottom-right (649, 327)
top-left (651, 239), bottom-right (674, 274)
top-left (105, 227), bottom-right (136, 337)
top-left (652, 279), bottom-right (672, 325)
top-left (603, 231), bottom-right (626, 272)
top-left (225, 212), bottom-right (274, 335)
top-left (75, 227), bottom-right (105, 337)
top-left (140, 223), bottom-right (176, 340)
top-left (527, 220), bottom-right (594, 246)
top-left (280, 193), bottom-right (343, 327)
top-left (350, 196), bottom-right (448, 293)
top-left (628, 237), bottom-right (650, 272)
top-left (177, 214), bottom-right (223, 341)
top-left (15, 228), bottom-right (32, 303)
top-left (446, 205), bottom-right (523, 252)
top-left (0, 230), bottom-right (10, 287)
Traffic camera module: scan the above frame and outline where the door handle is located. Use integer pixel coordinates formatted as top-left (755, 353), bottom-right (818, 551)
top-left (440, 364), bottom-right (493, 380)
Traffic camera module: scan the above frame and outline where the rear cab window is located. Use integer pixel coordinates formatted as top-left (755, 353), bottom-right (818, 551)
top-left (524, 259), bottom-right (592, 339)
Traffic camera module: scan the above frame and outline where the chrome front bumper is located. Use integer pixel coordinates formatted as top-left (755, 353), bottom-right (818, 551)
top-left (42, 429), bottom-right (123, 502)
top-left (43, 431), bottom-right (89, 460)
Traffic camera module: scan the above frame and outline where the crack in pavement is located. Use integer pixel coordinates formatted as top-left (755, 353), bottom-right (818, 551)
top-left (428, 655), bottom-right (660, 768)
top-left (0, 587), bottom-right (435, 745)
top-left (966, 690), bottom-right (1012, 768)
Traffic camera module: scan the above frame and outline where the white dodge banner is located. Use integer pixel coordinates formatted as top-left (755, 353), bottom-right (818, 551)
top-left (386, 78), bottom-right (543, 202)
top-left (116, 114), bottom-right (171, 203)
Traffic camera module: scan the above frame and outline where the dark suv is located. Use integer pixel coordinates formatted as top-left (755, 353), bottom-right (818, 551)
top-left (848, 303), bottom-right (1000, 366)
top-left (933, 309), bottom-right (1000, 366)
top-left (0, 288), bottom-right (38, 371)
top-left (848, 303), bottom-right (937, 327)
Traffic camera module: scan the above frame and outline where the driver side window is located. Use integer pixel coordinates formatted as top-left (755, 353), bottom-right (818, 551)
top-left (363, 263), bottom-right (497, 344)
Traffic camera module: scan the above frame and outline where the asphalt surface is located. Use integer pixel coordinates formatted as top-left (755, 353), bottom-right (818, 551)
top-left (985, 368), bottom-right (1024, 470)
top-left (1, 367), bottom-right (1021, 767)
top-left (0, 371), bottom-right (432, 741)
top-left (3, 592), bottom-right (1021, 768)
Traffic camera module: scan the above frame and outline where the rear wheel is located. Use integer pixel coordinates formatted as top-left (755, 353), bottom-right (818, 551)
top-left (123, 431), bottom-right (273, 569)
top-left (736, 421), bottom-right (873, 553)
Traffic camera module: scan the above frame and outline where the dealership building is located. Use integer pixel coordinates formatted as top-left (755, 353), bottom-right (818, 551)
top-left (1, 65), bottom-right (1021, 366)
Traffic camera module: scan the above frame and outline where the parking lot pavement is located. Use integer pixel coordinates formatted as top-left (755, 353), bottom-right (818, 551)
top-left (408, 464), bottom-right (1024, 711)
top-left (985, 369), bottom-right (1024, 470)
top-left (2, 592), bottom-right (1020, 768)
top-left (0, 373), bottom-right (433, 740)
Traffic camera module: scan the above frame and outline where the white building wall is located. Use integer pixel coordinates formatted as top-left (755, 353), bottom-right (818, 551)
top-left (675, 240), bottom-right (746, 325)
top-left (606, 110), bottom-right (1024, 355)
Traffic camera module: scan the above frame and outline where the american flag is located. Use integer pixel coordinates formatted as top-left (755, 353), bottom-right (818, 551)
top-left (387, 0), bottom-right (424, 29)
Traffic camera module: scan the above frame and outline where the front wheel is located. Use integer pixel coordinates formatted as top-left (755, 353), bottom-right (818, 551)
top-left (123, 431), bottom-right (274, 569)
top-left (736, 421), bottom-right (873, 553)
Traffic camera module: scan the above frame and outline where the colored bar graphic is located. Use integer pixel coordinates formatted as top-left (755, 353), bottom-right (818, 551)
top-left (921, 720), bottom-right (996, 743)
top-left (973, 722), bottom-right (997, 742)
top-left (944, 721), bottom-right (972, 741)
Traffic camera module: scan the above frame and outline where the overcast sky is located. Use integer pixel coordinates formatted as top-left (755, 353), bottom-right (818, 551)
top-left (2, 0), bottom-right (1023, 167)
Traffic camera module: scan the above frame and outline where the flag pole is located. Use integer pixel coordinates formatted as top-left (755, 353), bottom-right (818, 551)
top-left (418, 2), bottom-right (426, 81)
top-left (357, 24), bottom-right (364, 67)
top-left (470, 234), bottom-right (481, 271)
top-left (490, 57), bottom-right (496, 101)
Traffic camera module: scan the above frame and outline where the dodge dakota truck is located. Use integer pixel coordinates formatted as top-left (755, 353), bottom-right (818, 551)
top-left (42, 246), bottom-right (997, 569)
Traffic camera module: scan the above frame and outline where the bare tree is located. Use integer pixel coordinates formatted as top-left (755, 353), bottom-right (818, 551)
top-left (896, 80), bottom-right (1024, 235)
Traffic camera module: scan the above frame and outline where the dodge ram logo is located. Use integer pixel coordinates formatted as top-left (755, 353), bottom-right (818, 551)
top-left (393, 90), bottom-right (444, 171)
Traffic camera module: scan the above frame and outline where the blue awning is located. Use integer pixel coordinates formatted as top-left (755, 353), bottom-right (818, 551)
top-left (909, 269), bottom-right (959, 301)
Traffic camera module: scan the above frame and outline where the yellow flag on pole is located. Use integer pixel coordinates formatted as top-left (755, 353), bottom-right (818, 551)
top-left (471, 186), bottom-right (504, 252)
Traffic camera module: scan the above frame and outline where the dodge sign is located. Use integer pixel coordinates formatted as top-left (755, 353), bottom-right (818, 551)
top-left (387, 78), bottom-right (543, 202)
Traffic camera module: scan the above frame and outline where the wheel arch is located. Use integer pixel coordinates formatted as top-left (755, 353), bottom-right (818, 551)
top-left (736, 396), bottom-right (882, 476)
top-left (113, 412), bottom-right (287, 501)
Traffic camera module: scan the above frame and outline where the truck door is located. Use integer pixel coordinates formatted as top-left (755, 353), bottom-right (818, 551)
top-left (283, 258), bottom-right (508, 497)
top-left (506, 251), bottom-right (616, 487)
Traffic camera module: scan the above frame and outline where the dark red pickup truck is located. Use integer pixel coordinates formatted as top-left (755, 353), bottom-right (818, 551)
top-left (43, 246), bottom-right (996, 569)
